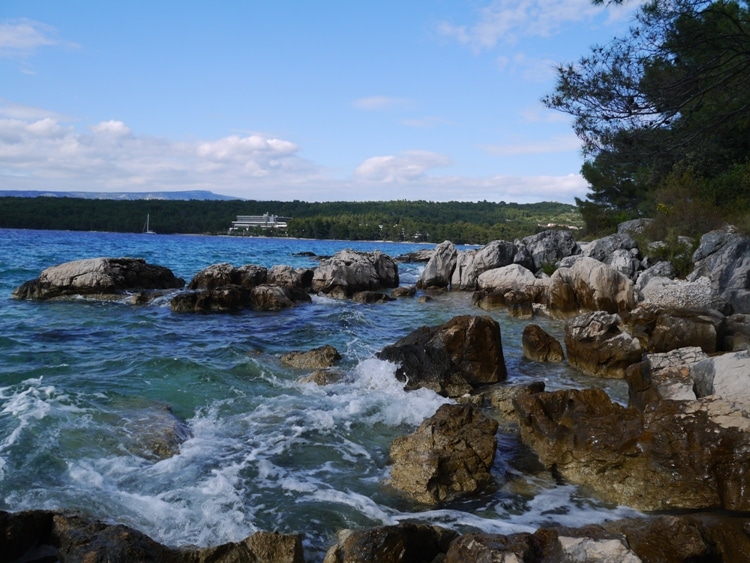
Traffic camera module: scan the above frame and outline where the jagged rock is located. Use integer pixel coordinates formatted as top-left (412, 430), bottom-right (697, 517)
top-left (377, 315), bottom-right (507, 397)
top-left (12, 257), bottom-right (185, 301)
top-left (323, 522), bottom-right (457, 563)
top-left (522, 324), bottom-right (564, 362)
top-left (625, 346), bottom-right (708, 411)
top-left (417, 241), bottom-right (457, 289)
top-left (281, 345), bottom-right (342, 369)
top-left (546, 257), bottom-right (635, 318)
top-left (638, 275), bottom-right (716, 310)
top-left (450, 240), bottom-right (518, 290)
top-left (635, 260), bottom-right (676, 292)
top-left (251, 284), bottom-right (311, 311)
top-left (564, 311), bottom-right (642, 378)
top-left (689, 228), bottom-right (750, 314)
top-left (691, 350), bottom-right (750, 412)
top-left (170, 287), bottom-right (253, 313)
top-left (608, 248), bottom-right (641, 280)
top-left (312, 249), bottom-right (399, 296)
top-left (351, 290), bottom-right (395, 304)
top-left (0, 510), bottom-right (304, 563)
top-left (487, 381), bottom-right (546, 424)
top-left (514, 388), bottom-right (750, 511)
top-left (388, 404), bottom-right (499, 504)
top-left (518, 230), bottom-right (580, 273)
top-left (582, 232), bottom-right (639, 264)
top-left (187, 262), bottom-right (267, 290)
top-left (267, 264), bottom-right (313, 289)
top-left (624, 304), bottom-right (725, 354)
top-left (618, 218), bottom-right (654, 236)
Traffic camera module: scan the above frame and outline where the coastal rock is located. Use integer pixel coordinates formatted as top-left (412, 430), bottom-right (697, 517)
top-left (522, 324), bottom-right (564, 363)
top-left (120, 403), bottom-right (193, 460)
top-left (487, 381), bottom-right (546, 424)
top-left (582, 232), bottom-right (639, 264)
top-left (323, 522), bottom-right (457, 563)
top-left (689, 228), bottom-right (750, 313)
top-left (267, 264), bottom-right (313, 289)
top-left (391, 285), bottom-right (416, 297)
top-left (476, 263), bottom-right (537, 294)
top-left (617, 218), bottom-right (654, 235)
top-left (514, 388), bottom-right (750, 511)
top-left (388, 404), bottom-right (499, 504)
top-left (505, 290), bottom-right (534, 318)
top-left (312, 249), bottom-right (399, 296)
top-left (546, 257), bottom-right (636, 318)
top-left (251, 284), bottom-right (311, 310)
top-left (725, 313), bottom-right (750, 351)
top-left (518, 230), bottom-right (580, 273)
top-left (638, 275), bottom-right (715, 310)
top-left (625, 346), bottom-right (707, 411)
top-left (623, 304), bottom-right (725, 354)
top-left (564, 311), bottom-right (642, 378)
top-left (635, 261), bottom-right (676, 292)
top-left (12, 257), bottom-right (185, 301)
top-left (281, 345), bottom-right (342, 369)
top-left (450, 240), bottom-right (518, 290)
top-left (170, 287), bottom-right (252, 312)
top-left (691, 350), bottom-right (750, 412)
top-left (297, 368), bottom-right (345, 385)
top-left (0, 510), bottom-right (304, 563)
top-left (187, 262), bottom-right (267, 290)
top-left (417, 241), bottom-right (457, 289)
top-left (351, 290), bottom-right (395, 304)
top-left (377, 315), bottom-right (507, 397)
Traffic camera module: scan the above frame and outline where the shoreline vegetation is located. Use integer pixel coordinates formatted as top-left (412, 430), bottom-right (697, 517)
top-left (0, 196), bottom-right (581, 245)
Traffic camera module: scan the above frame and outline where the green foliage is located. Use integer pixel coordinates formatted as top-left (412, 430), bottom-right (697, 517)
top-left (0, 197), bottom-right (583, 245)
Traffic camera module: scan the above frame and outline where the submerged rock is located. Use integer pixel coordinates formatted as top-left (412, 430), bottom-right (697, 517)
top-left (388, 404), bottom-right (499, 504)
top-left (12, 257), bottom-right (185, 301)
top-left (281, 345), bottom-right (342, 369)
top-left (377, 315), bottom-right (507, 397)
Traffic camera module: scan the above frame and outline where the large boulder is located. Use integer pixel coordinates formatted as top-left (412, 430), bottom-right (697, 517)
top-left (691, 350), bottom-right (750, 412)
top-left (267, 264), bottom-right (313, 289)
top-left (514, 388), bottom-right (750, 511)
top-left (623, 304), bottom-right (725, 354)
top-left (0, 510), bottom-right (304, 563)
top-left (450, 240), bottom-right (518, 290)
top-left (564, 311), bottom-right (643, 378)
top-left (472, 264), bottom-right (538, 312)
top-left (377, 315), bottom-right (507, 397)
top-left (518, 230), bottom-right (580, 273)
top-left (312, 249), bottom-right (399, 296)
top-left (638, 275), bottom-right (716, 310)
top-left (12, 257), bottom-right (185, 301)
top-left (581, 232), bottom-right (639, 263)
top-left (417, 241), bottom-right (457, 289)
top-left (388, 404), bottom-right (499, 504)
top-left (546, 257), bottom-right (636, 318)
top-left (323, 522), bottom-right (457, 563)
top-left (187, 262), bottom-right (267, 290)
top-left (689, 228), bottom-right (750, 313)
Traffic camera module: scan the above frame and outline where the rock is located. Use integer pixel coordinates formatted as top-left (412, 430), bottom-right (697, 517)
top-left (391, 285), bottom-right (416, 297)
top-left (377, 315), bottom-right (507, 397)
top-left (487, 381), bottom-right (546, 424)
top-left (582, 232), bottom-right (639, 264)
top-left (635, 260), bottom-right (676, 292)
top-left (518, 230), bottom-right (580, 273)
top-left (395, 249), bottom-right (434, 263)
top-left (514, 388), bottom-right (750, 511)
top-left (624, 304), bottom-right (725, 354)
top-left (689, 228), bottom-right (750, 314)
top-left (638, 275), bottom-right (715, 310)
top-left (505, 290), bottom-right (534, 319)
top-left (546, 257), bottom-right (636, 318)
top-left (120, 404), bottom-right (193, 460)
top-left (471, 264), bottom-right (537, 311)
top-left (0, 509), bottom-right (305, 563)
top-left (691, 350), bottom-right (750, 412)
top-left (388, 404), bottom-right (499, 504)
top-left (323, 522), bottom-right (457, 563)
top-left (251, 284), bottom-right (311, 311)
top-left (187, 262), bottom-right (268, 290)
top-left (564, 311), bottom-right (642, 378)
top-left (476, 263), bottom-right (537, 293)
top-left (618, 218), bottom-right (654, 236)
top-left (267, 264), bottom-right (313, 289)
top-left (522, 324), bottom-right (564, 362)
top-left (725, 313), bottom-right (750, 351)
top-left (12, 257), bottom-right (185, 301)
top-left (450, 240), bottom-right (518, 290)
top-left (417, 241), bottom-right (457, 289)
top-left (351, 290), bottom-right (395, 304)
top-left (170, 286), bottom-right (253, 313)
top-left (312, 249), bottom-right (399, 296)
top-left (608, 248), bottom-right (641, 280)
top-left (281, 345), bottom-right (342, 369)
top-left (625, 347), bottom-right (707, 411)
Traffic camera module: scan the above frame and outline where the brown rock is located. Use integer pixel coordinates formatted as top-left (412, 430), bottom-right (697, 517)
top-left (522, 324), bottom-right (564, 362)
top-left (351, 290), bottom-right (395, 304)
top-left (281, 345), bottom-right (342, 369)
top-left (377, 315), bottom-right (507, 397)
top-left (564, 311), bottom-right (642, 378)
top-left (389, 404), bottom-right (499, 504)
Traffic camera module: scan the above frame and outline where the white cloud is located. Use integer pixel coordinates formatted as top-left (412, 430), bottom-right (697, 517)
top-left (354, 150), bottom-right (451, 183)
top-left (0, 18), bottom-right (78, 58)
top-left (437, 0), bottom-right (608, 50)
top-left (90, 120), bottom-right (133, 137)
top-left (352, 96), bottom-right (411, 111)
top-left (480, 134), bottom-right (581, 156)
top-left (496, 52), bottom-right (557, 82)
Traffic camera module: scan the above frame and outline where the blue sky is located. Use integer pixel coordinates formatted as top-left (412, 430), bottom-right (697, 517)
top-left (0, 1), bottom-right (639, 203)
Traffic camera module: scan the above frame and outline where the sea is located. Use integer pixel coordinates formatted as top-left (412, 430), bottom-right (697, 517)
top-left (0, 228), bottom-right (638, 560)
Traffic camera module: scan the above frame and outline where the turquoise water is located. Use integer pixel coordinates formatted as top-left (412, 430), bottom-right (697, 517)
top-left (0, 228), bottom-right (634, 560)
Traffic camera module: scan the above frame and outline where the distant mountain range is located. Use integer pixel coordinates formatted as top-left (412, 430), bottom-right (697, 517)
top-left (0, 190), bottom-right (240, 201)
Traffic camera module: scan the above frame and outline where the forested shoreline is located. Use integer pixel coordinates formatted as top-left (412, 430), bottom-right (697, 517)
top-left (0, 197), bottom-right (581, 245)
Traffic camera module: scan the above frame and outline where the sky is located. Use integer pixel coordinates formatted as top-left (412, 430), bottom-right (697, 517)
top-left (0, 1), bottom-right (640, 203)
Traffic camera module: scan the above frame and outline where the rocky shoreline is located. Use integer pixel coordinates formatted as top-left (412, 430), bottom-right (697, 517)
top-left (9, 222), bottom-right (750, 561)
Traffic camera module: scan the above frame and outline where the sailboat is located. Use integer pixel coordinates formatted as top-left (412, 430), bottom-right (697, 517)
top-left (143, 214), bottom-right (156, 234)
